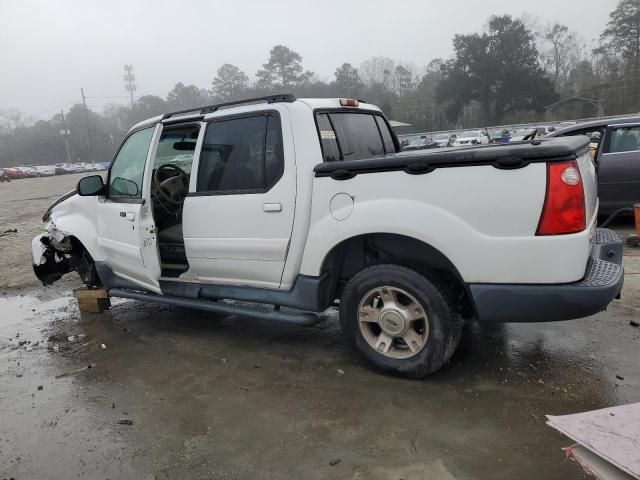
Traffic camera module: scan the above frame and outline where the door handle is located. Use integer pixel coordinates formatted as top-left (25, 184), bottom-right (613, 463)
top-left (263, 203), bottom-right (282, 212)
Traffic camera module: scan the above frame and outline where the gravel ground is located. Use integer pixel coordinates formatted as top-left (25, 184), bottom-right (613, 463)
top-left (0, 174), bottom-right (638, 480)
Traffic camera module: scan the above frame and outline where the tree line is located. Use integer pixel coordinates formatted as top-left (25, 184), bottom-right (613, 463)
top-left (2, 0), bottom-right (640, 167)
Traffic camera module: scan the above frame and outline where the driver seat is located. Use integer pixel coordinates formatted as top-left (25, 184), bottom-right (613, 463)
top-left (158, 223), bottom-right (183, 244)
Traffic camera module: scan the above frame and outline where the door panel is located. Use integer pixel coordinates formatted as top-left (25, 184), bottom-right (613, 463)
top-left (97, 126), bottom-right (162, 292)
top-left (599, 125), bottom-right (640, 213)
top-left (183, 112), bottom-right (295, 288)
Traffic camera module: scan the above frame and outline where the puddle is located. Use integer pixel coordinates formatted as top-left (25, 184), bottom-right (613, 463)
top-left (0, 294), bottom-right (74, 341)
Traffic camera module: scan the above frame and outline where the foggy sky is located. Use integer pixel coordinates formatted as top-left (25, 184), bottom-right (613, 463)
top-left (0, 0), bottom-right (618, 118)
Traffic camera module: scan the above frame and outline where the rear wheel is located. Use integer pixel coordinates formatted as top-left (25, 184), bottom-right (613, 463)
top-left (339, 264), bottom-right (462, 378)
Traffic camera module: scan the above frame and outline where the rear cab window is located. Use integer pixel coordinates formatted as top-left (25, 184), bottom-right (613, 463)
top-left (316, 111), bottom-right (396, 162)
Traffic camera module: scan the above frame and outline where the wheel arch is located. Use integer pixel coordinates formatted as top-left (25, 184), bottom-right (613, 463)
top-left (49, 212), bottom-right (104, 263)
top-left (318, 232), bottom-right (475, 319)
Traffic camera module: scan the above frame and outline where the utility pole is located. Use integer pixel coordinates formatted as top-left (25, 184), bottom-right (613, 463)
top-left (124, 65), bottom-right (137, 106)
top-left (59, 109), bottom-right (72, 164)
top-left (81, 88), bottom-right (94, 164)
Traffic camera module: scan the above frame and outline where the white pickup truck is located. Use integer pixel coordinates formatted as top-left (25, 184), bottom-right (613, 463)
top-left (32, 95), bottom-right (624, 378)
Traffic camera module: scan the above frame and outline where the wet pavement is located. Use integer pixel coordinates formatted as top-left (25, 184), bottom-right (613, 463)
top-left (1, 175), bottom-right (639, 479)
top-left (1, 278), bottom-right (639, 480)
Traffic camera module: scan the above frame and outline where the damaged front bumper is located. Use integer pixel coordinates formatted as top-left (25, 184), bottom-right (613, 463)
top-left (32, 232), bottom-right (73, 285)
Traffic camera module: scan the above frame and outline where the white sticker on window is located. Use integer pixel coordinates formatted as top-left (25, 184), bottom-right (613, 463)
top-left (320, 130), bottom-right (336, 140)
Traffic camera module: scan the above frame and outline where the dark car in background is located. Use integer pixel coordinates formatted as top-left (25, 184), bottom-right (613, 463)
top-left (549, 115), bottom-right (640, 216)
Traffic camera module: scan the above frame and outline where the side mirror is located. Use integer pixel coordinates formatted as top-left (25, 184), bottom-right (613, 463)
top-left (77, 175), bottom-right (105, 196)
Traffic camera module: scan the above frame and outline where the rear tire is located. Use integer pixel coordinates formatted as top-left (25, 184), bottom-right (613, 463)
top-left (339, 264), bottom-right (462, 379)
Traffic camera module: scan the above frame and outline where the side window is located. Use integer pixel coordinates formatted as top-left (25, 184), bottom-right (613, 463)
top-left (197, 114), bottom-right (282, 193)
top-left (375, 116), bottom-right (396, 153)
top-left (109, 127), bottom-right (154, 199)
top-left (316, 113), bottom-right (341, 162)
top-left (605, 126), bottom-right (640, 154)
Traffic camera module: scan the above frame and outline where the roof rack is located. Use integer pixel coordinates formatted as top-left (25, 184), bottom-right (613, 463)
top-left (162, 94), bottom-right (296, 120)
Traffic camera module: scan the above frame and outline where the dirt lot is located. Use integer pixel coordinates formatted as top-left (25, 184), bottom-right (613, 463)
top-left (1, 174), bottom-right (639, 480)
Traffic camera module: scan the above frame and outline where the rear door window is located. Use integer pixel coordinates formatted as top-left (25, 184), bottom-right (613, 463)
top-left (605, 126), bottom-right (640, 153)
top-left (316, 112), bottom-right (395, 162)
top-left (197, 113), bottom-right (283, 193)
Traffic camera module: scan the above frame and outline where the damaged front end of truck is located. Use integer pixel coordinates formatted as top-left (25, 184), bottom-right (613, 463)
top-left (32, 191), bottom-right (101, 287)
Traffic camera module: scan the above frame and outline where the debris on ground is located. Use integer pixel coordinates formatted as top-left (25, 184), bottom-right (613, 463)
top-left (329, 459), bottom-right (341, 467)
top-left (0, 228), bottom-right (18, 238)
top-left (630, 320), bottom-right (639, 328)
top-left (116, 419), bottom-right (133, 426)
top-left (547, 402), bottom-right (640, 479)
top-left (616, 374), bottom-right (625, 381)
top-left (55, 364), bottom-right (95, 379)
top-left (47, 333), bottom-right (67, 343)
top-left (37, 385), bottom-right (43, 391)
top-left (101, 344), bottom-right (107, 349)
top-left (336, 369), bottom-right (345, 375)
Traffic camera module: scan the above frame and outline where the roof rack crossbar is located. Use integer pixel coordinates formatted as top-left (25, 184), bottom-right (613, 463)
top-left (162, 94), bottom-right (296, 120)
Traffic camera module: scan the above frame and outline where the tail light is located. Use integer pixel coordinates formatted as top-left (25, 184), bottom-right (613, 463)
top-left (536, 160), bottom-right (586, 235)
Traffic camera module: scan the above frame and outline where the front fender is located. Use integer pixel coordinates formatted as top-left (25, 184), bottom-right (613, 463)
top-left (47, 195), bottom-right (104, 262)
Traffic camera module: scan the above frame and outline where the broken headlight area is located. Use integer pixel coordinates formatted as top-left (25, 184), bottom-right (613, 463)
top-left (33, 235), bottom-right (101, 287)
top-left (33, 243), bottom-right (72, 285)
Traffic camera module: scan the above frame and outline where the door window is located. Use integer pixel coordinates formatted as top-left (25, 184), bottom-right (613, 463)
top-left (605, 126), bottom-right (640, 153)
top-left (109, 127), bottom-right (155, 199)
top-left (197, 114), bottom-right (283, 193)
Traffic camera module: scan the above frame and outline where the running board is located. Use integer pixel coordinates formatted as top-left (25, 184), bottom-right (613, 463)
top-left (108, 288), bottom-right (320, 326)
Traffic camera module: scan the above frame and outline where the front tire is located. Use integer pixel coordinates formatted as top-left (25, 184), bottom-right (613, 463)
top-left (339, 264), bottom-right (462, 379)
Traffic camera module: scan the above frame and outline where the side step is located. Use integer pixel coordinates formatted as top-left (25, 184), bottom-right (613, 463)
top-left (108, 288), bottom-right (320, 326)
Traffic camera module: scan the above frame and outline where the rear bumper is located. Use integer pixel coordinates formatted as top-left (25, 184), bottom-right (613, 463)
top-left (469, 228), bottom-right (624, 323)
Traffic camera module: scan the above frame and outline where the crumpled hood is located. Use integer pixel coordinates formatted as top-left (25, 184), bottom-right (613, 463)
top-left (42, 190), bottom-right (76, 222)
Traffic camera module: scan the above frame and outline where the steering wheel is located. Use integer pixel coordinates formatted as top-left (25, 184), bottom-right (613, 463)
top-left (153, 164), bottom-right (188, 207)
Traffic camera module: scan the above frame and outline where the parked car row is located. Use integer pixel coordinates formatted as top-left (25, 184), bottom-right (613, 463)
top-left (399, 121), bottom-right (580, 152)
top-left (0, 162), bottom-right (110, 180)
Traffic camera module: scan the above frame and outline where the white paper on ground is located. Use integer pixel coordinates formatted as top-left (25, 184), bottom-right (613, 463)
top-left (547, 402), bottom-right (640, 480)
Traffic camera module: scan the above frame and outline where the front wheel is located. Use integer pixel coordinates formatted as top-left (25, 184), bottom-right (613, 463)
top-left (339, 264), bottom-right (462, 379)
